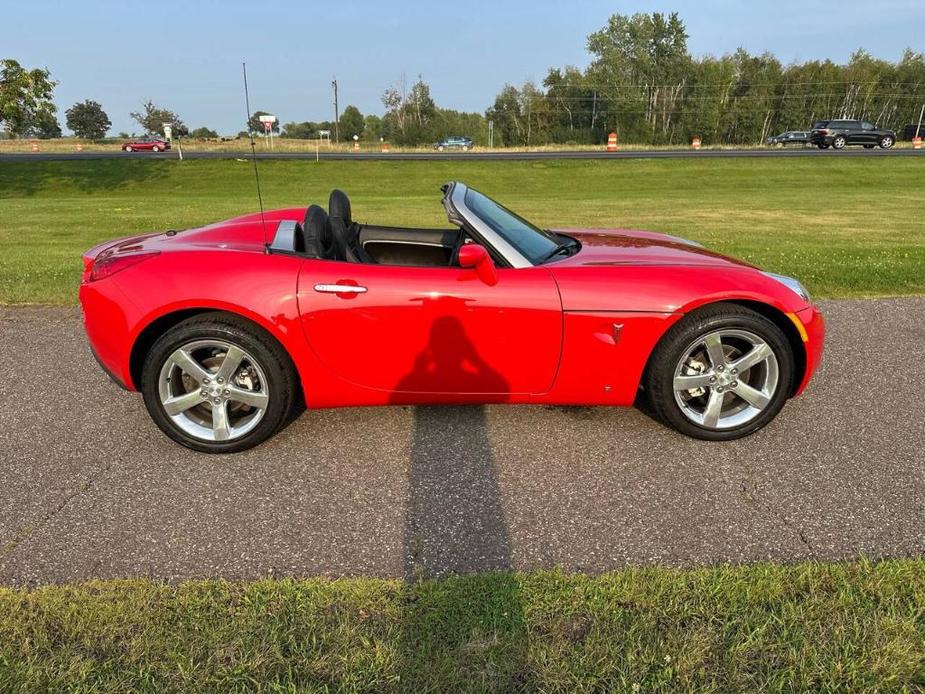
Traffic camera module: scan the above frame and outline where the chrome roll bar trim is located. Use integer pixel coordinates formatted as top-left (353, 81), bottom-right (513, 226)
top-left (447, 182), bottom-right (533, 269)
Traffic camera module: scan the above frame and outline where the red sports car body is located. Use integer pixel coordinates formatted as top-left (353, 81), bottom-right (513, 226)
top-left (80, 182), bottom-right (824, 452)
top-left (122, 136), bottom-right (170, 152)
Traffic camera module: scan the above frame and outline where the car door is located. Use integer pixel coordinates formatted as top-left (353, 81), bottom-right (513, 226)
top-left (860, 122), bottom-right (876, 144)
top-left (845, 121), bottom-right (863, 144)
top-left (297, 259), bottom-right (563, 395)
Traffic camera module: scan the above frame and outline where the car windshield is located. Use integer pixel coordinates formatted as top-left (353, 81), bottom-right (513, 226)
top-left (463, 188), bottom-right (562, 264)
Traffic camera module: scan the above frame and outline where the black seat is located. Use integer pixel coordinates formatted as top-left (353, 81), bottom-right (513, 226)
top-left (302, 204), bottom-right (335, 259)
top-left (329, 189), bottom-right (374, 263)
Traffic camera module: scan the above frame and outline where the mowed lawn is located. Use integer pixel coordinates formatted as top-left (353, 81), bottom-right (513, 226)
top-left (2, 561), bottom-right (925, 691)
top-left (0, 156), bottom-right (923, 304)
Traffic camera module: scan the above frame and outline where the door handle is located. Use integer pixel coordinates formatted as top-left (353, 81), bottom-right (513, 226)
top-left (313, 283), bottom-right (367, 294)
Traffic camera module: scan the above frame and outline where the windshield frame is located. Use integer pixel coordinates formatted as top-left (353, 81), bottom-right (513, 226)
top-left (442, 181), bottom-right (566, 268)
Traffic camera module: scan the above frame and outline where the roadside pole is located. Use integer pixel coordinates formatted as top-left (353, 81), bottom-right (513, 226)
top-left (916, 104), bottom-right (924, 138)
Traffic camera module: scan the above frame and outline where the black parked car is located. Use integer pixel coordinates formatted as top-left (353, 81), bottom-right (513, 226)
top-left (766, 131), bottom-right (810, 146)
top-left (809, 120), bottom-right (895, 149)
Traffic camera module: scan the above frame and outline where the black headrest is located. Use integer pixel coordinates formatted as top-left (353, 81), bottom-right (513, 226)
top-left (303, 204), bottom-right (332, 258)
top-left (329, 189), bottom-right (352, 224)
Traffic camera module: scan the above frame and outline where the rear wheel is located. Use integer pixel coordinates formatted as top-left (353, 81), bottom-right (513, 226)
top-left (141, 313), bottom-right (298, 453)
top-left (124, 145), bottom-right (133, 152)
top-left (817, 143), bottom-right (829, 149)
top-left (644, 303), bottom-right (794, 440)
top-left (152, 145), bottom-right (160, 152)
top-left (864, 144), bottom-right (875, 149)
top-left (832, 135), bottom-right (847, 149)
top-left (879, 135), bottom-right (894, 149)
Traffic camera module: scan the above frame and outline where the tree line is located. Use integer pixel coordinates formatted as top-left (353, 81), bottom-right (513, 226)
top-left (3, 12), bottom-right (924, 145)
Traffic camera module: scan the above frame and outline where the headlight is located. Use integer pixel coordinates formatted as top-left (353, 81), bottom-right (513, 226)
top-left (762, 272), bottom-right (811, 303)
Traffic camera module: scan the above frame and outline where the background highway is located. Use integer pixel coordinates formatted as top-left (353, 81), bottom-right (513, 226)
top-left (2, 147), bottom-right (922, 162)
top-left (1, 297), bottom-right (923, 585)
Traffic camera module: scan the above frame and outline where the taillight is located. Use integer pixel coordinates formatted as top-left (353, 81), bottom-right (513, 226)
top-left (818, 128), bottom-right (829, 135)
top-left (87, 251), bottom-right (159, 282)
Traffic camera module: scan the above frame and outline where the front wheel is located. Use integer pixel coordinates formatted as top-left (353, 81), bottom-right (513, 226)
top-left (879, 135), bottom-right (894, 149)
top-left (124, 145), bottom-right (133, 152)
top-left (152, 145), bottom-right (160, 152)
top-left (141, 313), bottom-right (298, 453)
top-left (832, 135), bottom-right (847, 149)
top-left (817, 143), bottom-right (829, 149)
top-left (643, 303), bottom-right (794, 440)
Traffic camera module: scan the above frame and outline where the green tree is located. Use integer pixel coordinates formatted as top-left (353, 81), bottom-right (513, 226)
top-left (338, 105), bottom-right (365, 139)
top-left (31, 110), bottom-right (61, 138)
top-left (65, 100), bottom-right (111, 139)
top-left (130, 100), bottom-right (186, 136)
top-left (0, 59), bottom-right (57, 137)
top-left (188, 126), bottom-right (218, 138)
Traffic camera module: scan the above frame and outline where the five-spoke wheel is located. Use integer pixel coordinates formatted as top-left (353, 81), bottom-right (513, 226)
top-left (644, 303), bottom-right (794, 440)
top-left (142, 313), bottom-right (297, 453)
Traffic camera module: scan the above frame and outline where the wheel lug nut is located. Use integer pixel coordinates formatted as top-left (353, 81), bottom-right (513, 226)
top-left (223, 389), bottom-right (230, 395)
top-left (731, 381), bottom-right (738, 388)
top-left (203, 378), bottom-right (210, 384)
top-left (717, 365), bottom-right (724, 372)
top-left (200, 389), bottom-right (207, 398)
top-left (217, 377), bottom-right (224, 384)
top-left (717, 386), bottom-right (724, 392)
top-left (709, 376), bottom-right (717, 383)
top-left (213, 398), bottom-right (221, 405)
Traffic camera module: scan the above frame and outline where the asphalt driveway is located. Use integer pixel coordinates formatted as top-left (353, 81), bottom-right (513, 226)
top-left (1, 298), bottom-right (923, 585)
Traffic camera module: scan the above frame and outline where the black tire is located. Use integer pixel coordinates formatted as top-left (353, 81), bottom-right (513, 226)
top-left (124, 145), bottom-right (132, 152)
top-left (141, 312), bottom-right (299, 453)
top-left (817, 143), bottom-right (829, 149)
top-left (864, 144), bottom-right (875, 149)
top-left (832, 135), bottom-right (847, 149)
top-left (152, 145), bottom-right (160, 152)
top-left (879, 135), bottom-right (894, 149)
top-left (643, 303), bottom-right (794, 441)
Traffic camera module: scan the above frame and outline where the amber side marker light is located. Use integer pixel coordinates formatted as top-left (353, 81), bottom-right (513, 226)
top-left (785, 312), bottom-right (810, 342)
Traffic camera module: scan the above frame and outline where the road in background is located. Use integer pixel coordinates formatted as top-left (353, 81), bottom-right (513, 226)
top-left (1, 298), bottom-right (923, 585)
top-left (2, 148), bottom-right (923, 162)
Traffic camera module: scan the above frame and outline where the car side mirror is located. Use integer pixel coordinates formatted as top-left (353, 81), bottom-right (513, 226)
top-left (458, 243), bottom-right (498, 286)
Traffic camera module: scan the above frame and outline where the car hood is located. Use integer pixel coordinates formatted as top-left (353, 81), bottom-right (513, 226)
top-left (549, 228), bottom-right (757, 269)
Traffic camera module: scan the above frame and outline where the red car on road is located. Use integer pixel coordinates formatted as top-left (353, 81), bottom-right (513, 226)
top-left (122, 135), bottom-right (170, 152)
top-left (79, 182), bottom-right (824, 453)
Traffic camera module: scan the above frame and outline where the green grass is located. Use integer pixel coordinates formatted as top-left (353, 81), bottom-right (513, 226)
top-left (1, 157), bottom-right (922, 304)
top-left (2, 560), bottom-right (925, 692)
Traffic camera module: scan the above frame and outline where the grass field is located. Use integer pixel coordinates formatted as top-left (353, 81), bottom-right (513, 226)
top-left (1, 157), bottom-right (923, 304)
top-left (2, 560), bottom-right (924, 691)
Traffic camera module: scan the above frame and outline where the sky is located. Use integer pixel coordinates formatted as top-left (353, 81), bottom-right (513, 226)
top-left (2, 0), bottom-right (921, 135)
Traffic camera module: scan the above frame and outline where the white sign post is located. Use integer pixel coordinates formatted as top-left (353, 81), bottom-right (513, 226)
top-left (258, 114), bottom-right (277, 149)
top-left (162, 122), bottom-right (173, 141)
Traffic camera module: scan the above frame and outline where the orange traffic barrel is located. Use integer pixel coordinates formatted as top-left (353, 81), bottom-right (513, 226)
top-left (606, 132), bottom-right (618, 151)
top-left (913, 137), bottom-right (922, 150)
top-left (31, 142), bottom-right (39, 152)
top-left (691, 136), bottom-right (702, 150)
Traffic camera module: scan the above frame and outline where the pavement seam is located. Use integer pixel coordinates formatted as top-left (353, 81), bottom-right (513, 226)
top-left (0, 461), bottom-right (113, 563)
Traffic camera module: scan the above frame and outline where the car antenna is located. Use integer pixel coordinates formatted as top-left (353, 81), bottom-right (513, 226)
top-left (242, 61), bottom-right (269, 251)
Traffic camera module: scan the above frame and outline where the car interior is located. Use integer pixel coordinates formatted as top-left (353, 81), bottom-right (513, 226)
top-left (293, 189), bottom-right (469, 267)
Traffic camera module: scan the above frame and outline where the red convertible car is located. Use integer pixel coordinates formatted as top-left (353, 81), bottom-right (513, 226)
top-left (79, 182), bottom-right (824, 453)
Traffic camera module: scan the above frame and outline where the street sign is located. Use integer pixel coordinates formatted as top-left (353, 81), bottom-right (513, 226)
top-left (163, 123), bottom-right (172, 141)
top-left (258, 114), bottom-right (277, 125)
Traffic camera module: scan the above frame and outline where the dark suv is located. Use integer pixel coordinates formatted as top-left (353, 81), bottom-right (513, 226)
top-left (809, 120), bottom-right (895, 149)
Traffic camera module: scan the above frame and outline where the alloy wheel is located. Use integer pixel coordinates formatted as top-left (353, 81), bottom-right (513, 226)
top-left (157, 339), bottom-right (270, 442)
top-left (672, 329), bottom-right (780, 430)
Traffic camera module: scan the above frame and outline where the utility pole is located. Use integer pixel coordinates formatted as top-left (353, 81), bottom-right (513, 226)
top-left (332, 78), bottom-right (339, 143)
